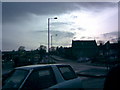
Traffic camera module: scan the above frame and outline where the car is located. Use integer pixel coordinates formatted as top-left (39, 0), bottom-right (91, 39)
top-left (2, 64), bottom-right (83, 89)
top-left (77, 57), bottom-right (90, 63)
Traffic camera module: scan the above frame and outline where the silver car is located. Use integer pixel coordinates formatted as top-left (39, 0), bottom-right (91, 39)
top-left (3, 64), bottom-right (83, 89)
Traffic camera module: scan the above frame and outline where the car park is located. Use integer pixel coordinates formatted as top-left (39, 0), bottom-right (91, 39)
top-left (2, 64), bottom-right (83, 89)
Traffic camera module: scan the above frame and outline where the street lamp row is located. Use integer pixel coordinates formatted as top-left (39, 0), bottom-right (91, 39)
top-left (48, 17), bottom-right (57, 54)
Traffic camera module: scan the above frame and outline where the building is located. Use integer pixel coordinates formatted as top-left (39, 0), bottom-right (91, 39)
top-left (98, 41), bottom-right (119, 63)
top-left (72, 40), bottom-right (98, 60)
top-left (63, 47), bottom-right (73, 59)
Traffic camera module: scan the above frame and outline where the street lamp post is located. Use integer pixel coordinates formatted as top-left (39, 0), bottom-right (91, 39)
top-left (51, 34), bottom-right (57, 48)
top-left (48, 17), bottom-right (57, 54)
top-left (51, 35), bottom-right (53, 48)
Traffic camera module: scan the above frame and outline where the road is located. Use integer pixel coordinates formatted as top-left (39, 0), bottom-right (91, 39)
top-left (51, 55), bottom-right (107, 89)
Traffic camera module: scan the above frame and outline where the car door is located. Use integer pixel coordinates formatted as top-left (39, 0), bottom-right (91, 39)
top-left (50, 65), bottom-right (83, 88)
top-left (22, 66), bottom-right (57, 89)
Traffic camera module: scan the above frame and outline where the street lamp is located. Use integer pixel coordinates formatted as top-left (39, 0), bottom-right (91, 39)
top-left (48, 17), bottom-right (57, 54)
top-left (51, 35), bottom-right (53, 48)
top-left (51, 34), bottom-right (58, 48)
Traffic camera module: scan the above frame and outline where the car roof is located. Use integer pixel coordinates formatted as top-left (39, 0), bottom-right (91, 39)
top-left (15, 64), bottom-right (69, 70)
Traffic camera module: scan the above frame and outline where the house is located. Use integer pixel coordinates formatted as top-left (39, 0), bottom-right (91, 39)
top-left (72, 40), bottom-right (98, 60)
top-left (105, 41), bottom-right (118, 59)
top-left (63, 47), bottom-right (73, 59)
top-left (98, 41), bottom-right (119, 64)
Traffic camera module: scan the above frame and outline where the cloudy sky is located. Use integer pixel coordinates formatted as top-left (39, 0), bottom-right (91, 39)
top-left (0, 2), bottom-right (2, 51)
top-left (2, 2), bottom-right (118, 51)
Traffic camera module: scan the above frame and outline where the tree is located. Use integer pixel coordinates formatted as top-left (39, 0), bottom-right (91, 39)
top-left (38, 45), bottom-right (46, 60)
top-left (39, 45), bottom-right (46, 51)
top-left (97, 40), bottom-right (105, 46)
top-left (18, 46), bottom-right (25, 51)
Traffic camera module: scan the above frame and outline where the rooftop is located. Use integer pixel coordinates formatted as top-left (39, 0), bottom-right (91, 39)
top-left (72, 40), bottom-right (97, 48)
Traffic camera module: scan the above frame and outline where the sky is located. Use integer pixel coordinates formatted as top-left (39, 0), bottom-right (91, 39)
top-left (0, 2), bottom-right (2, 51)
top-left (2, 2), bottom-right (118, 51)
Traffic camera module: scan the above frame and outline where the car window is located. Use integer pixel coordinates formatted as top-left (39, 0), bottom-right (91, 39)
top-left (22, 67), bottom-right (57, 89)
top-left (3, 69), bottom-right (29, 89)
top-left (58, 65), bottom-right (77, 80)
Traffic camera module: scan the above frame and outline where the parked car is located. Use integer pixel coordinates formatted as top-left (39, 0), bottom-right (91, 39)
top-left (2, 64), bottom-right (83, 89)
top-left (77, 57), bottom-right (90, 63)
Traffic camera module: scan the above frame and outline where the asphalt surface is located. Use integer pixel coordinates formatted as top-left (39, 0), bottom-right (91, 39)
top-left (51, 55), bottom-right (108, 89)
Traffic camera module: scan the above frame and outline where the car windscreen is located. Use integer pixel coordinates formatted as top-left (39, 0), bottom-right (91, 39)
top-left (3, 69), bottom-right (29, 89)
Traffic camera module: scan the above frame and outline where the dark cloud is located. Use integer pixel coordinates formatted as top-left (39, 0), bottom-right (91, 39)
top-left (0, 2), bottom-right (2, 37)
top-left (102, 31), bottom-right (118, 38)
top-left (77, 27), bottom-right (86, 31)
top-left (70, 28), bottom-right (76, 30)
top-left (94, 37), bottom-right (100, 39)
top-left (31, 30), bottom-right (74, 46)
top-left (80, 36), bottom-right (94, 39)
top-left (87, 37), bottom-right (93, 39)
top-left (70, 27), bottom-right (85, 31)
top-left (32, 30), bottom-right (75, 38)
top-left (100, 31), bottom-right (118, 43)
top-left (51, 22), bottom-right (74, 26)
top-left (2, 2), bottom-right (79, 22)
top-left (2, 2), bottom-right (116, 22)
top-left (77, 2), bottom-right (117, 12)
top-left (0, 2), bottom-right (1, 19)
top-left (110, 38), bottom-right (118, 42)
top-left (80, 36), bottom-right (86, 39)
top-left (33, 30), bottom-right (47, 33)
top-left (118, 2), bottom-right (120, 42)
top-left (70, 15), bottom-right (78, 19)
